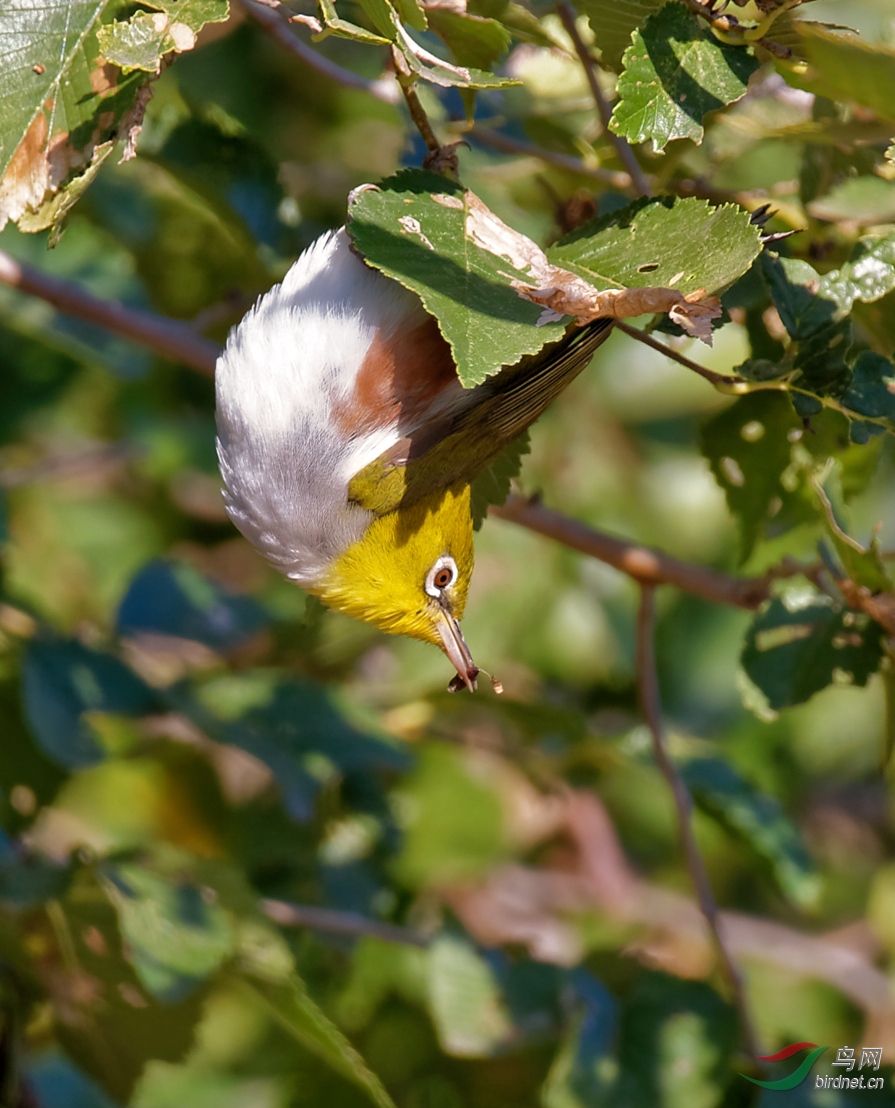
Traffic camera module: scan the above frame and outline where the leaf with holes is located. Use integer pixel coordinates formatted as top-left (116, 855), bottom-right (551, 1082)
top-left (610, 1), bottom-right (758, 151)
top-left (700, 391), bottom-right (802, 563)
top-left (0, 0), bottom-right (229, 234)
top-left (741, 594), bottom-right (884, 713)
top-left (549, 196), bottom-right (761, 299)
top-left (97, 0), bottom-right (228, 71)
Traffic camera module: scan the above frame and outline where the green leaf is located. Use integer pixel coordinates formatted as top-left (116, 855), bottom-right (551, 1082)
top-left (808, 176), bottom-right (895, 225)
top-left (103, 863), bottom-right (236, 998)
top-left (841, 351), bottom-right (895, 429)
top-left (611, 975), bottom-right (737, 1108)
top-left (427, 935), bottom-right (512, 1057)
top-left (244, 976), bottom-right (398, 1108)
top-left (117, 559), bottom-right (269, 652)
top-left (700, 391), bottom-right (801, 563)
top-left (22, 639), bottom-right (157, 768)
top-left (0, 0), bottom-right (228, 233)
top-left (97, 0), bottom-right (230, 73)
top-left (542, 972), bottom-right (616, 1108)
top-left (351, 181), bottom-right (760, 389)
top-left (789, 23), bottom-right (895, 123)
top-left (317, 0), bottom-right (515, 88)
top-left (819, 234), bottom-right (895, 316)
top-left (812, 469), bottom-right (893, 593)
top-left (575, 0), bottom-right (666, 72)
top-left (761, 253), bottom-right (842, 340)
top-left (741, 593), bottom-right (885, 713)
top-left (549, 196), bottom-right (762, 298)
top-left (425, 9), bottom-right (511, 70)
top-left (348, 170), bottom-right (569, 387)
top-left (177, 674), bottom-right (408, 821)
top-left (469, 431), bottom-right (529, 529)
top-left (395, 744), bottom-right (506, 886)
top-left (55, 886), bottom-right (206, 1103)
top-left (609, 2), bottom-right (758, 152)
top-left (682, 758), bottom-right (821, 910)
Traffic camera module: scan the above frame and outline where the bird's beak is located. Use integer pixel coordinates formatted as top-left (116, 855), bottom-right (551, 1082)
top-left (435, 609), bottom-right (479, 692)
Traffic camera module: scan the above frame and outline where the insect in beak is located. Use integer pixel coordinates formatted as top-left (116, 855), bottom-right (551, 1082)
top-left (435, 608), bottom-right (479, 692)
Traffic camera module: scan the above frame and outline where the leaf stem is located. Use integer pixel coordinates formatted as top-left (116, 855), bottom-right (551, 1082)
top-left (239, 0), bottom-right (399, 103)
top-left (635, 585), bottom-right (761, 1057)
top-left (470, 128), bottom-right (634, 190)
top-left (556, 2), bottom-right (653, 198)
top-left (614, 319), bottom-right (755, 392)
top-left (262, 899), bottom-right (429, 946)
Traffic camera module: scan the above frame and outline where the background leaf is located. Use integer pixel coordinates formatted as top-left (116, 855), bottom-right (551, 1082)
top-left (610, 2), bottom-right (758, 151)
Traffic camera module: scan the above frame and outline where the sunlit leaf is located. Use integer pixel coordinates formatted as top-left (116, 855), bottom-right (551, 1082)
top-left (0, 0), bottom-right (227, 233)
top-left (395, 744), bottom-right (505, 886)
top-left (427, 935), bottom-right (512, 1056)
top-left (609, 2), bottom-right (758, 151)
top-left (549, 196), bottom-right (762, 299)
top-left (103, 862), bottom-right (236, 998)
top-left (245, 975), bottom-right (398, 1108)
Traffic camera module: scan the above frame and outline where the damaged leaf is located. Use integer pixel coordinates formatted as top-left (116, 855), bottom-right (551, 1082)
top-left (349, 174), bottom-right (759, 385)
top-left (97, 0), bottom-right (229, 73)
top-left (0, 0), bottom-right (229, 235)
top-left (741, 594), bottom-right (884, 713)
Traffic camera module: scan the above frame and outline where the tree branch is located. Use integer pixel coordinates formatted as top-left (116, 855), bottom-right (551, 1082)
top-left (0, 249), bottom-right (219, 378)
top-left (0, 251), bottom-right (794, 615)
top-left (490, 495), bottom-right (771, 609)
top-left (614, 319), bottom-right (756, 394)
top-left (636, 585), bottom-right (761, 1057)
top-left (238, 0), bottom-right (400, 104)
top-left (469, 128), bottom-right (634, 190)
top-left (261, 898), bottom-right (429, 946)
top-left (556, 2), bottom-right (653, 198)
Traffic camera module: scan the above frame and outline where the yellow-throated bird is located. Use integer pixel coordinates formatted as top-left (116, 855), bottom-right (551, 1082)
top-left (215, 228), bottom-right (612, 690)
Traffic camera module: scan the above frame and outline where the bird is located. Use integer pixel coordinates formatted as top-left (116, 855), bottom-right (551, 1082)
top-left (215, 227), bottom-right (613, 691)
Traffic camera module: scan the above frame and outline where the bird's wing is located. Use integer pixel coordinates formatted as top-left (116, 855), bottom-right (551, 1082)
top-left (348, 318), bottom-right (614, 515)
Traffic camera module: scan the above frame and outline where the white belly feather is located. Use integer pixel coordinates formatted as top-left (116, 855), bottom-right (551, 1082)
top-left (215, 228), bottom-right (427, 586)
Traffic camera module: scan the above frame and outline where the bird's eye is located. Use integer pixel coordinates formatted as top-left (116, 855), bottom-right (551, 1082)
top-left (425, 556), bottom-right (458, 598)
top-left (433, 567), bottom-right (453, 589)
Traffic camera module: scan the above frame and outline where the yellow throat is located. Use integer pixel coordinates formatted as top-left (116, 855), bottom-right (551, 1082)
top-left (313, 484), bottom-right (475, 647)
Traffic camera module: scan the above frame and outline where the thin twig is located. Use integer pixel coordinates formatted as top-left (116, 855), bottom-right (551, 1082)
top-left (635, 585), bottom-right (761, 1057)
top-left (614, 319), bottom-right (756, 394)
top-left (239, 0), bottom-right (400, 104)
top-left (261, 898), bottom-right (429, 946)
top-left (470, 128), bottom-right (633, 190)
top-left (0, 251), bottom-right (804, 613)
top-left (0, 250), bottom-right (219, 377)
top-left (491, 495), bottom-right (772, 609)
top-left (556, 2), bottom-right (652, 197)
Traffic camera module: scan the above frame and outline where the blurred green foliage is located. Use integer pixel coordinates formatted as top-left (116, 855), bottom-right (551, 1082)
top-left (2, 0), bottom-right (895, 1106)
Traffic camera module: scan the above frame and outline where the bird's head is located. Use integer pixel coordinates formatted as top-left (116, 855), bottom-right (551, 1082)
top-left (312, 484), bottom-right (478, 690)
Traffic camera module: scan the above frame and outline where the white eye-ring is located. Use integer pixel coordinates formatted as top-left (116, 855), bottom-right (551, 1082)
top-left (425, 555), bottom-right (457, 598)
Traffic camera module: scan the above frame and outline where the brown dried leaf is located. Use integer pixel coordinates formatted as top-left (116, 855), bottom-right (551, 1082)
top-left (464, 192), bottom-right (722, 344)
